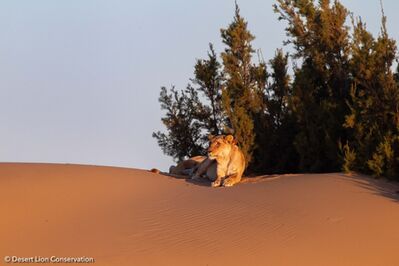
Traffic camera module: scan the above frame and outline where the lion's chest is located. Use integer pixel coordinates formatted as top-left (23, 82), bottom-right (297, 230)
top-left (226, 165), bottom-right (238, 176)
top-left (217, 161), bottom-right (237, 176)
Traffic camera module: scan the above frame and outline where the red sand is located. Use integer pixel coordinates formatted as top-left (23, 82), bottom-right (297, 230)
top-left (1, 163), bottom-right (399, 265)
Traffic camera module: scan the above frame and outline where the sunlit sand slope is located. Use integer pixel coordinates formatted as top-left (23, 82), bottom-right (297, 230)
top-left (1, 163), bottom-right (399, 266)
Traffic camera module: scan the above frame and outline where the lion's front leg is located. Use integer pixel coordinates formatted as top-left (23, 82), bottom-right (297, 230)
top-left (211, 164), bottom-right (226, 187)
top-left (192, 158), bottom-right (213, 180)
top-left (222, 173), bottom-right (242, 187)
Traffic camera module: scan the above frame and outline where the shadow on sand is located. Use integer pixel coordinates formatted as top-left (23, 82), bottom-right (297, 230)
top-left (159, 171), bottom-right (288, 187)
top-left (340, 173), bottom-right (399, 203)
top-left (158, 170), bottom-right (399, 200)
top-left (185, 178), bottom-right (212, 187)
top-left (159, 172), bottom-right (212, 187)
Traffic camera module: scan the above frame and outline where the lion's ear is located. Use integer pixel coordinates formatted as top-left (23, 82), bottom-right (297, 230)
top-left (225, 135), bottom-right (234, 143)
top-left (208, 134), bottom-right (215, 141)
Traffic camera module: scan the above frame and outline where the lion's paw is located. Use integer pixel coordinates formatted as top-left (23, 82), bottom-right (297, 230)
top-left (211, 180), bottom-right (222, 187)
top-left (191, 174), bottom-right (200, 180)
top-left (222, 178), bottom-right (236, 187)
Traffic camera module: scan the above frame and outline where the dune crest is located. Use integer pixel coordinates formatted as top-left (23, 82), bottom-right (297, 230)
top-left (1, 163), bottom-right (399, 266)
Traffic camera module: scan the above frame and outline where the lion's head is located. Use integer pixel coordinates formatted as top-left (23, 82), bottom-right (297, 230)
top-left (207, 135), bottom-right (236, 160)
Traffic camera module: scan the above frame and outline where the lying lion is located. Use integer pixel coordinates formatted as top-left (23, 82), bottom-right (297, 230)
top-left (192, 135), bottom-right (246, 187)
top-left (169, 155), bottom-right (207, 176)
top-left (166, 135), bottom-right (245, 187)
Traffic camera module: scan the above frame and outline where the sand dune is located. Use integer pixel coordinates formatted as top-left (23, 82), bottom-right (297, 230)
top-left (1, 163), bottom-right (399, 265)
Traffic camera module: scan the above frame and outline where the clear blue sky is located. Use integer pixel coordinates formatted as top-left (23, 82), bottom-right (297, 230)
top-left (1, 1), bottom-right (398, 171)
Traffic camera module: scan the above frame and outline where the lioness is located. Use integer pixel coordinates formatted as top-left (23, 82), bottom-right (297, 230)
top-left (192, 135), bottom-right (245, 187)
top-left (169, 155), bottom-right (207, 176)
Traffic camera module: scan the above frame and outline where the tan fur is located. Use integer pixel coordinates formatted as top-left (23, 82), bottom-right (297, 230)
top-left (169, 155), bottom-right (207, 176)
top-left (192, 135), bottom-right (246, 187)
